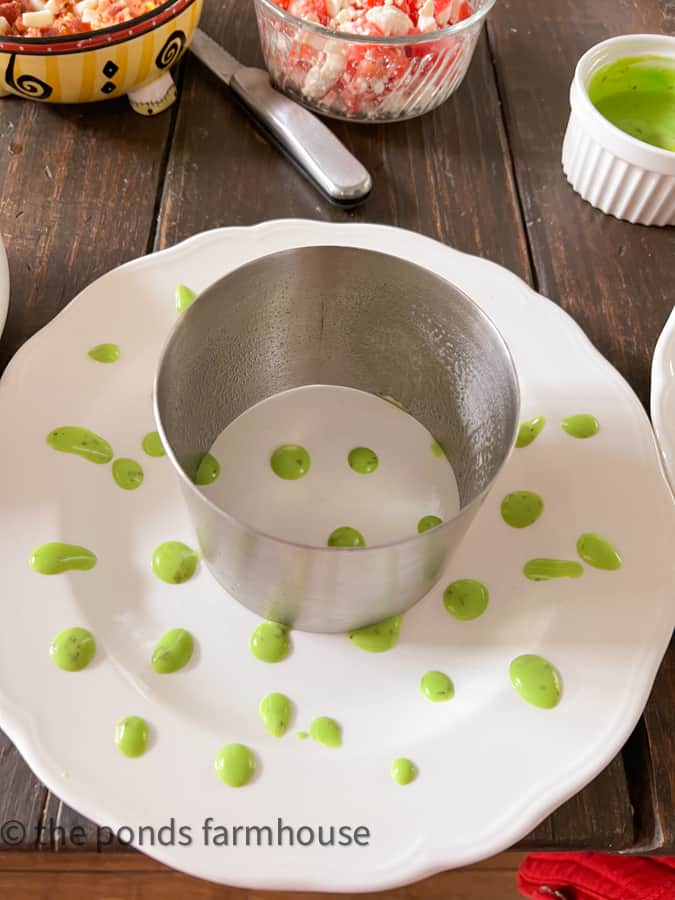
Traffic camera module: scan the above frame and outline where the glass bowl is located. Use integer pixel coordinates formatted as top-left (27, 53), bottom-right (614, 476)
top-left (253, 0), bottom-right (496, 122)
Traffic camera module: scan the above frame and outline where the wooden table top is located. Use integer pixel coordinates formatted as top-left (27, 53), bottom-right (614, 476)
top-left (0, 0), bottom-right (673, 881)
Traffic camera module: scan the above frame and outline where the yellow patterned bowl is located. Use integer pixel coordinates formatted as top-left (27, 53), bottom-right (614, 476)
top-left (0, 0), bottom-right (202, 115)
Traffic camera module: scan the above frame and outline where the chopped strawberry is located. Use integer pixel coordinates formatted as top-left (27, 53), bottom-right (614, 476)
top-left (0, 1), bottom-right (21, 25)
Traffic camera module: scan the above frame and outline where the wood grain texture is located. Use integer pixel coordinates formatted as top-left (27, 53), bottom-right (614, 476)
top-left (487, 0), bottom-right (675, 851)
top-left (0, 730), bottom-right (45, 850)
top-left (0, 851), bottom-right (525, 898)
top-left (0, 96), bottom-right (175, 378)
top-left (156, 1), bottom-right (531, 279)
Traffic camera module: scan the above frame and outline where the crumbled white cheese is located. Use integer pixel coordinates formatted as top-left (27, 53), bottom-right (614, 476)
top-left (364, 4), bottom-right (413, 35)
top-left (416, 0), bottom-right (436, 31)
top-left (22, 9), bottom-right (54, 25)
top-left (304, 44), bottom-right (347, 98)
top-left (28, 0), bottom-right (47, 11)
top-left (325, 0), bottom-right (350, 19)
top-left (0, 15), bottom-right (9, 33)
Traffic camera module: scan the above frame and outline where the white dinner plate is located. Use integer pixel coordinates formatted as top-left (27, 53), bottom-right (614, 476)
top-left (651, 306), bottom-right (675, 495)
top-left (0, 221), bottom-right (673, 891)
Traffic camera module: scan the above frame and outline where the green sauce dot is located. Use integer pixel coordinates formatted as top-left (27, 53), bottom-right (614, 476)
top-left (270, 444), bottom-right (310, 480)
top-left (297, 731), bottom-right (309, 740)
top-left (88, 343), bottom-right (120, 363)
top-left (112, 457), bottom-right (144, 491)
top-left (309, 716), bottom-right (342, 748)
top-left (420, 670), bottom-right (454, 702)
top-left (524, 559), bottom-right (584, 581)
top-left (115, 716), bottom-right (149, 758)
top-left (349, 615), bottom-right (402, 653)
top-left (510, 654), bottom-right (562, 709)
top-left (418, 515), bottom-right (442, 533)
top-left (175, 284), bottom-right (197, 313)
top-left (215, 743), bottom-right (255, 787)
top-left (327, 526), bottom-right (365, 548)
top-left (50, 627), bottom-right (96, 672)
top-left (194, 453), bottom-right (220, 485)
top-left (348, 446), bottom-right (379, 474)
top-left (30, 542), bottom-right (96, 575)
top-left (259, 692), bottom-right (292, 737)
top-left (443, 579), bottom-right (489, 621)
top-left (501, 491), bottom-right (544, 528)
top-left (430, 439), bottom-right (446, 458)
top-left (561, 414), bottom-right (599, 439)
top-left (391, 758), bottom-right (417, 785)
top-left (516, 416), bottom-right (546, 448)
top-left (250, 622), bottom-right (290, 663)
top-left (142, 431), bottom-right (166, 458)
top-left (47, 426), bottom-right (113, 465)
top-left (576, 532), bottom-right (622, 570)
top-left (151, 541), bottom-right (199, 584)
top-left (151, 628), bottom-right (194, 674)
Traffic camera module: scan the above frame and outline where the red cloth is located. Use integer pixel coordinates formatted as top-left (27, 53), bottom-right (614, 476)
top-left (518, 853), bottom-right (675, 900)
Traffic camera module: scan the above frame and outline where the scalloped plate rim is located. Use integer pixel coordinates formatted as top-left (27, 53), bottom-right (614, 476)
top-left (0, 220), bottom-right (672, 892)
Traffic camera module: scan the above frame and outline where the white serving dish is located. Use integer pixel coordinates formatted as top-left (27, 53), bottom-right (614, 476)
top-left (562, 34), bottom-right (675, 226)
top-left (0, 221), bottom-right (673, 891)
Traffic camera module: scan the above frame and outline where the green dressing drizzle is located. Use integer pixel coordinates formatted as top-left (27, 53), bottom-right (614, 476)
top-left (417, 515), bottom-right (442, 533)
top-left (561, 414), bottom-right (600, 439)
top-left (194, 453), bottom-right (220, 485)
top-left (348, 446), bottom-right (379, 474)
top-left (215, 743), bottom-right (255, 787)
top-left (250, 622), bottom-right (290, 663)
top-left (88, 343), bottom-right (120, 363)
top-left (443, 579), bottom-right (489, 621)
top-left (309, 716), bottom-right (342, 748)
top-left (510, 654), bottom-right (562, 709)
top-left (576, 533), bottom-right (622, 570)
top-left (349, 615), bottom-right (402, 653)
top-left (175, 284), bottom-right (197, 313)
top-left (151, 628), bottom-right (194, 673)
top-left (47, 426), bottom-right (113, 464)
top-left (516, 416), bottom-right (546, 448)
top-left (151, 541), bottom-right (199, 584)
top-left (524, 559), bottom-right (584, 581)
top-left (270, 444), bottom-right (310, 480)
top-left (391, 758), bottom-right (417, 785)
top-left (501, 491), bottom-right (544, 528)
top-left (50, 627), bottom-right (96, 672)
top-left (327, 526), bottom-right (365, 548)
top-left (142, 431), bottom-right (166, 458)
top-left (112, 457), bottom-right (144, 491)
top-left (259, 692), bottom-right (292, 737)
top-left (115, 716), bottom-right (149, 757)
top-left (420, 670), bottom-right (454, 702)
top-left (30, 542), bottom-right (96, 575)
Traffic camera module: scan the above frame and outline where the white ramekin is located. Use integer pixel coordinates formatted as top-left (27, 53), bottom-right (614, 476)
top-left (562, 34), bottom-right (675, 226)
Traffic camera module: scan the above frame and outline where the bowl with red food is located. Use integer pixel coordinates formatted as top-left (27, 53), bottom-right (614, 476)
top-left (253, 0), bottom-right (495, 121)
top-left (0, 0), bottom-right (202, 114)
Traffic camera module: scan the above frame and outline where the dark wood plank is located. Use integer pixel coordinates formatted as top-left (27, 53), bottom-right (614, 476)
top-left (0, 96), bottom-right (175, 377)
top-left (0, 730), bottom-right (45, 850)
top-left (487, 0), bottom-right (675, 850)
top-left (0, 94), bottom-right (177, 839)
top-left (0, 851), bottom-right (525, 899)
top-left (156, 14), bottom-right (531, 274)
